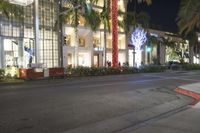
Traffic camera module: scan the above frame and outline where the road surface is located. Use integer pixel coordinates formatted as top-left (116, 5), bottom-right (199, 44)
top-left (0, 71), bottom-right (200, 133)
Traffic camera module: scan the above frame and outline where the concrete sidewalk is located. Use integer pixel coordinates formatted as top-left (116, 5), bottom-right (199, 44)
top-left (117, 83), bottom-right (200, 133)
top-left (175, 82), bottom-right (200, 101)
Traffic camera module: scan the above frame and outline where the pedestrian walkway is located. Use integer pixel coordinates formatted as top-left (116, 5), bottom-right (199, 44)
top-left (176, 82), bottom-right (200, 102)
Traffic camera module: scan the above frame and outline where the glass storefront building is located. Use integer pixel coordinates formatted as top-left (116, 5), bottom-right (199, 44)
top-left (0, 0), bottom-right (60, 68)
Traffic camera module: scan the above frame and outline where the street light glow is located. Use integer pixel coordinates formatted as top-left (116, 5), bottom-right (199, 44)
top-left (9, 0), bottom-right (34, 6)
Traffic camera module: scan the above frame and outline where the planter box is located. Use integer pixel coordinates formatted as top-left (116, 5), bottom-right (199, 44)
top-left (19, 68), bottom-right (44, 79)
top-left (49, 68), bottom-right (64, 77)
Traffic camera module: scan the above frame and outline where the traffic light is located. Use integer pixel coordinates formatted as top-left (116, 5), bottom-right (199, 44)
top-left (146, 43), bottom-right (152, 52)
top-left (147, 46), bottom-right (152, 52)
top-left (64, 36), bottom-right (67, 45)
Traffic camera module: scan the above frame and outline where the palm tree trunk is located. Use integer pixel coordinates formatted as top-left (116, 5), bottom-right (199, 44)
top-left (74, 9), bottom-right (79, 67)
top-left (74, 30), bottom-right (79, 67)
top-left (103, 23), bottom-right (107, 67)
top-left (111, 0), bottom-right (118, 67)
top-left (189, 44), bottom-right (194, 64)
top-left (199, 43), bottom-right (200, 64)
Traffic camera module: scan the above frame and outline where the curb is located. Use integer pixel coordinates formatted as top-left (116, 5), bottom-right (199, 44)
top-left (175, 87), bottom-right (200, 105)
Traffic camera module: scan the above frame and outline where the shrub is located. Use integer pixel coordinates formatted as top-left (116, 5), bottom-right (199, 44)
top-left (139, 65), bottom-right (167, 73)
top-left (120, 67), bottom-right (139, 74)
top-left (65, 65), bottom-right (168, 77)
top-left (90, 67), bottom-right (107, 76)
top-left (0, 69), bottom-right (5, 80)
top-left (182, 64), bottom-right (200, 70)
top-left (106, 67), bottom-right (121, 75)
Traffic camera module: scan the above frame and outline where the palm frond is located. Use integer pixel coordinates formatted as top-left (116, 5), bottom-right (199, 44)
top-left (0, 0), bottom-right (22, 19)
top-left (177, 0), bottom-right (200, 35)
top-left (129, 0), bottom-right (152, 5)
top-left (84, 9), bottom-right (101, 31)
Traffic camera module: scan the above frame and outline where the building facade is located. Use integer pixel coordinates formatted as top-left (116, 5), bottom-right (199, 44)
top-left (0, 0), bottom-right (60, 69)
top-left (62, 0), bottom-right (128, 68)
top-left (127, 29), bottom-right (189, 67)
top-left (0, 1), bottom-right (191, 70)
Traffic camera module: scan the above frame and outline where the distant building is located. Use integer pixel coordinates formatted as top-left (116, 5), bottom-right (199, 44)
top-left (128, 28), bottom-right (190, 66)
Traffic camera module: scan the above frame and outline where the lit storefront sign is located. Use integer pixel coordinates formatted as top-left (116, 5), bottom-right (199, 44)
top-left (9, 0), bottom-right (34, 6)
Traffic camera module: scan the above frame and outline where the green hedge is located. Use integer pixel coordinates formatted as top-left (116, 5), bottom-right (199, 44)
top-left (0, 69), bottom-right (5, 80)
top-left (66, 66), bottom-right (166, 77)
top-left (67, 67), bottom-right (123, 76)
top-left (139, 65), bottom-right (167, 73)
top-left (182, 64), bottom-right (200, 70)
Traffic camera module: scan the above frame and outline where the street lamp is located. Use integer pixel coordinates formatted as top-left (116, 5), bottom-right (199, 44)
top-left (9, 0), bottom-right (34, 6)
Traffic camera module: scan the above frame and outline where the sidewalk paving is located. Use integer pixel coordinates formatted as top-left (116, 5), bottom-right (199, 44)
top-left (118, 83), bottom-right (200, 133)
top-left (121, 105), bottom-right (200, 133)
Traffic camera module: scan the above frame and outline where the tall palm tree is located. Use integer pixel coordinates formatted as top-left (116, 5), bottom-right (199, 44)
top-left (100, 0), bottom-right (111, 67)
top-left (177, 0), bottom-right (200, 35)
top-left (61, 0), bottom-right (101, 67)
top-left (111, 0), bottom-right (152, 67)
top-left (111, 0), bottom-right (118, 67)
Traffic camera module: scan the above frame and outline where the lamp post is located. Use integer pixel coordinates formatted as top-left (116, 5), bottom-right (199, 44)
top-left (133, 50), bottom-right (136, 67)
top-left (34, 0), bottom-right (39, 64)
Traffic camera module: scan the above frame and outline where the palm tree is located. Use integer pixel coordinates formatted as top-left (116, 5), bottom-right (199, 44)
top-left (121, 11), bottom-right (150, 34)
top-left (100, 0), bottom-right (111, 67)
top-left (61, 0), bottom-right (101, 67)
top-left (0, 0), bottom-right (22, 18)
top-left (177, 0), bottom-right (200, 63)
top-left (177, 0), bottom-right (200, 35)
top-left (185, 31), bottom-right (199, 64)
top-left (93, 0), bottom-right (151, 67)
top-left (111, 0), bottom-right (119, 67)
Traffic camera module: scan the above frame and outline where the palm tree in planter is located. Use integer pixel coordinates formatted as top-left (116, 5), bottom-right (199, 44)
top-left (61, 0), bottom-right (101, 67)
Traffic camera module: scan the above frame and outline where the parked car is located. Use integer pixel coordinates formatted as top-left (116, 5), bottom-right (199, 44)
top-left (167, 61), bottom-right (181, 70)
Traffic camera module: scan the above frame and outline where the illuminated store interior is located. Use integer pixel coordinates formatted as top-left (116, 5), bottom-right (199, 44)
top-left (0, 0), bottom-right (59, 68)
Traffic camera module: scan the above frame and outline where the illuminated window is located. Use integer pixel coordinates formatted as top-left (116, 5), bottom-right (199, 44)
top-left (9, 0), bottom-right (34, 6)
top-left (79, 38), bottom-right (85, 47)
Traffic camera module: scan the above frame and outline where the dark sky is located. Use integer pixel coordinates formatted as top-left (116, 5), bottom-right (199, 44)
top-left (127, 0), bottom-right (181, 33)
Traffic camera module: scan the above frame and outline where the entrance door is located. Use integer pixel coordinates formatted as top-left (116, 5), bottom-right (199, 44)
top-left (4, 39), bottom-right (19, 67)
top-left (94, 54), bottom-right (99, 67)
top-left (67, 53), bottom-right (72, 67)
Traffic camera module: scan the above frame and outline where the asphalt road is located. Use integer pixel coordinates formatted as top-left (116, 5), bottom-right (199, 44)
top-left (0, 71), bottom-right (200, 133)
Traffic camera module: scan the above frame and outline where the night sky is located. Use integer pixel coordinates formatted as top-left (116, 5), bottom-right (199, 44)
top-left (127, 0), bottom-right (181, 33)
